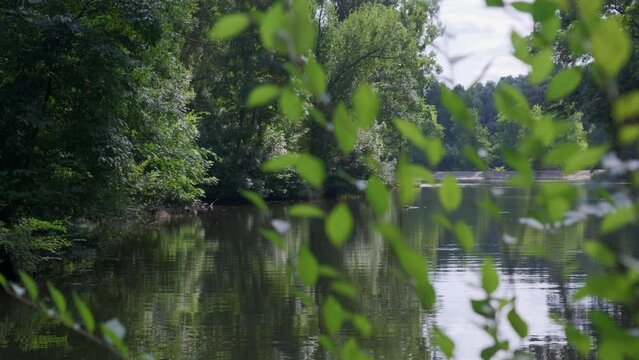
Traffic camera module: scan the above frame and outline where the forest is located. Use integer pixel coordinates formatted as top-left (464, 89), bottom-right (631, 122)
top-left (1, 0), bottom-right (639, 359)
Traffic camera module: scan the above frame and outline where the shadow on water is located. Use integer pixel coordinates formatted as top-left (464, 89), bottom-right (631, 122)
top-left (0, 185), bottom-right (626, 359)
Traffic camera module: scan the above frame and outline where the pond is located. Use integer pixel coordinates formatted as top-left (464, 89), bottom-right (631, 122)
top-left (0, 185), bottom-right (610, 359)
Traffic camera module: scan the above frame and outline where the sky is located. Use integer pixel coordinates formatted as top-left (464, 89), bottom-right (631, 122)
top-left (433, 0), bottom-right (534, 88)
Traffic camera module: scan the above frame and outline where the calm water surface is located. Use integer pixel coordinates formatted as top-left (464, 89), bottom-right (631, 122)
top-left (0, 185), bottom-right (609, 359)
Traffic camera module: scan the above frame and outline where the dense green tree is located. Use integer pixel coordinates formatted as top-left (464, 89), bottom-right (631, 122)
top-left (0, 0), bottom-right (211, 222)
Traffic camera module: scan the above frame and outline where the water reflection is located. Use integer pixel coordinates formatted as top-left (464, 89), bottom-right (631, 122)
top-left (0, 186), bottom-right (609, 359)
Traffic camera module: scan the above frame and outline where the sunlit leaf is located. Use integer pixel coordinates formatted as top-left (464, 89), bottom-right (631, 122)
top-left (289, 204), bottom-right (325, 218)
top-left (296, 154), bottom-right (325, 188)
top-left (565, 325), bottom-right (592, 356)
top-left (247, 85), bottom-right (279, 107)
top-left (613, 91), bottom-right (639, 122)
top-left (279, 89), bottom-right (304, 122)
top-left (393, 118), bottom-right (443, 166)
top-left (73, 292), bottom-right (95, 333)
top-left (319, 265), bottom-right (341, 279)
top-left (259, 4), bottom-right (284, 50)
top-left (333, 104), bottom-right (357, 154)
top-left (584, 241), bottom-right (616, 267)
top-left (508, 308), bottom-right (528, 338)
top-left (209, 14), bottom-right (250, 40)
top-left (415, 280), bottom-right (436, 310)
top-left (322, 296), bottom-right (347, 335)
top-left (528, 49), bottom-right (554, 84)
top-left (591, 17), bottom-right (631, 78)
top-left (366, 177), bottom-right (390, 215)
top-left (353, 84), bottom-right (380, 129)
top-left (481, 257), bottom-right (499, 294)
top-left (263, 153), bottom-right (299, 172)
top-left (353, 315), bottom-right (372, 338)
top-left (305, 59), bottom-right (326, 96)
top-left (258, 229), bottom-right (284, 248)
top-left (494, 83), bottom-right (532, 124)
top-left (546, 68), bottom-right (582, 101)
top-left (325, 203), bottom-right (353, 247)
top-left (562, 145), bottom-right (608, 174)
top-left (299, 248), bottom-right (319, 286)
top-left (441, 86), bottom-right (473, 128)
top-left (438, 175), bottom-right (462, 212)
top-left (240, 190), bottom-right (267, 212)
top-left (331, 281), bottom-right (357, 299)
top-left (600, 206), bottom-right (635, 234)
top-left (434, 327), bottom-right (455, 359)
top-left (47, 282), bottom-right (67, 314)
top-left (453, 221), bottom-right (474, 252)
top-left (18, 271), bottom-right (38, 301)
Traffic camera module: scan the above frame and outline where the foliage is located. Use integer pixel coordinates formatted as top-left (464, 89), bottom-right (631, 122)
top-left (0, 0), bottom-right (211, 223)
top-left (213, 0), bottom-right (639, 359)
top-left (0, 271), bottom-right (136, 359)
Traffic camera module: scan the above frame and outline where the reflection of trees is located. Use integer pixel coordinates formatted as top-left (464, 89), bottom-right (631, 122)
top-left (2, 185), bottom-right (626, 359)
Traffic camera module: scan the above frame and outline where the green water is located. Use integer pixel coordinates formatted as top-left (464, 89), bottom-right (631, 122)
top-left (0, 186), bottom-right (603, 359)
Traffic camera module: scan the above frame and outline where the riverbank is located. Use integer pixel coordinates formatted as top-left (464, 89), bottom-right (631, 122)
top-left (432, 170), bottom-right (591, 183)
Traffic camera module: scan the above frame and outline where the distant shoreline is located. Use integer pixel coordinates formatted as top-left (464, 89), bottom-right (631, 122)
top-left (432, 170), bottom-right (591, 183)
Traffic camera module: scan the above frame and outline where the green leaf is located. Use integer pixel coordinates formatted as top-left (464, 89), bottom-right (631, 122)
top-left (289, 204), bottom-right (325, 218)
top-left (601, 206), bottom-right (635, 234)
top-left (73, 292), bottom-right (95, 333)
top-left (511, 2), bottom-right (532, 12)
top-left (528, 49), bottom-right (554, 84)
top-left (366, 177), bottom-right (390, 215)
top-left (565, 325), bottom-right (592, 356)
top-left (296, 154), bottom-right (325, 188)
top-left (47, 282), bottom-right (67, 315)
top-left (325, 203), bottom-right (353, 247)
top-left (322, 296), bottom-right (347, 335)
top-left (291, 0), bottom-right (316, 54)
top-left (247, 85), bottom-right (280, 107)
top-left (101, 319), bottom-right (129, 356)
top-left (333, 104), bottom-right (357, 154)
top-left (305, 59), bottom-right (327, 96)
top-left (299, 248), bottom-right (319, 286)
top-left (415, 280), bottom-right (436, 310)
top-left (240, 190), bottom-right (267, 212)
top-left (353, 315), bottom-right (372, 337)
top-left (508, 308), bottom-right (528, 338)
top-left (494, 83), bottom-right (532, 124)
top-left (263, 153), bottom-right (300, 172)
top-left (18, 271), bottom-right (38, 301)
top-left (481, 258), bottom-right (499, 294)
top-left (486, 0), bottom-right (504, 6)
top-left (438, 175), bottom-right (462, 212)
top-left (209, 14), bottom-right (250, 40)
top-left (562, 145), bottom-right (608, 174)
top-left (591, 17), bottom-right (631, 78)
top-left (393, 118), bottom-right (443, 166)
top-left (259, 4), bottom-right (284, 50)
top-left (319, 265), bottom-right (341, 278)
top-left (453, 221), bottom-right (474, 252)
top-left (613, 91), bottom-right (639, 122)
top-left (0, 273), bottom-right (7, 289)
top-left (584, 241), bottom-right (616, 267)
top-left (434, 328), bottom-right (455, 359)
top-left (353, 84), bottom-right (380, 129)
top-left (279, 89), bottom-right (303, 122)
top-left (331, 281), bottom-right (358, 299)
top-left (262, 153), bottom-right (324, 188)
top-left (258, 229), bottom-right (284, 248)
top-left (546, 68), bottom-right (582, 101)
top-left (440, 86), bottom-right (473, 128)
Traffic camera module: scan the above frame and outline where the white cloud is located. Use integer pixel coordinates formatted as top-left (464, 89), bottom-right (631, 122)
top-left (433, 0), bottom-right (533, 87)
